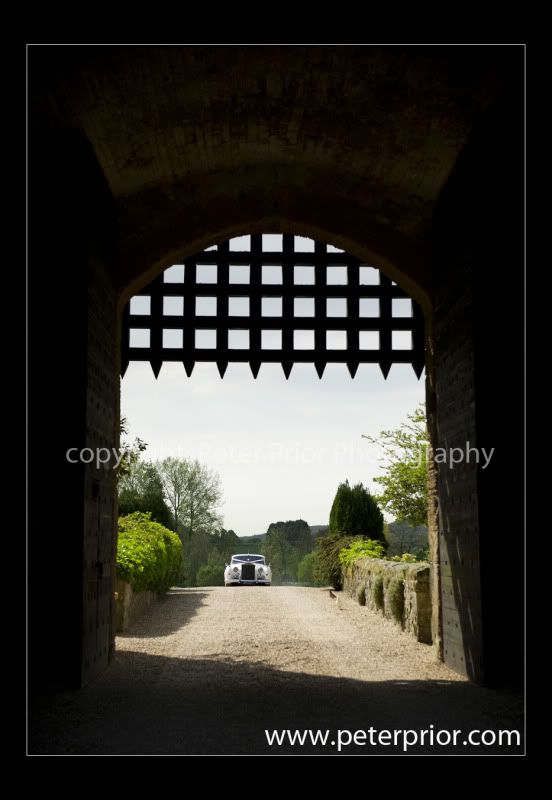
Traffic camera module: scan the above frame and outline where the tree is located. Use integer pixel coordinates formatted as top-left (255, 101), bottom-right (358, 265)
top-left (118, 461), bottom-right (174, 530)
top-left (117, 417), bottom-right (147, 479)
top-left (264, 529), bottom-right (301, 583)
top-left (297, 552), bottom-right (322, 585)
top-left (363, 404), bottom-right (428, 526)
top-left (329, 481), bottom-right (384, 541)
top-left (158, 457), bottom-right (223, 540)
top-left (266, 520), bottom-right (312, 557)
top-left (210, 528), bottom-right (241, 563)
top-left (263, 520), bottom-right (313, 583)
top-left (182, 530), bottom-right (212, 585)
top-left (181, 459), bottom-right (223, 540)
top-left (313, 532), bottom-right (354, 590)
top-left (157, 457), bottom-right (188, 533)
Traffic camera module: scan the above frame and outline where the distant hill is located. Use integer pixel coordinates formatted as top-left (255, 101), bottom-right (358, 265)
top-left (238, 533), bottom-right (266, 544)
top-left (239, 524), bottom-right (328, 543)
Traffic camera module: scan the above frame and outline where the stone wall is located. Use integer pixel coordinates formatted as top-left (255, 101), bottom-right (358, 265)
top-left (343, 558), bottom-right (432, 644)
top-left (115, 580), bottom-right (157, 633)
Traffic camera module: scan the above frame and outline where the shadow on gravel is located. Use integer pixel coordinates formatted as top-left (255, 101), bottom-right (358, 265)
top-left (29, 651), bottom-right (524, 755)
top-left (117, 588), bottom-right (210, 639)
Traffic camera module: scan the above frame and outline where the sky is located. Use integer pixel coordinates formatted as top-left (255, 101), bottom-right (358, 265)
top-left (121, 360), bottom-right (424, 537)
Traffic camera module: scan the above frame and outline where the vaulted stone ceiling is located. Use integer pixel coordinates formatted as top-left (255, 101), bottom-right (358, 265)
top-left (29, 45), bottom-right (519, 299)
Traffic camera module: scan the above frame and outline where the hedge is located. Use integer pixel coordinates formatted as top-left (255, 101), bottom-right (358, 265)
top-left (338, 538), bottom-right (386, 569)
top-left (196, 564), bottom-right (225, 586)
top-left (117, 512), bottom-right (184, 593)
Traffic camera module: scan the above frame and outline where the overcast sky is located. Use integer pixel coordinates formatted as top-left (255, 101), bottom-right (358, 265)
top-left (121, 360), bottom-right (424, 537)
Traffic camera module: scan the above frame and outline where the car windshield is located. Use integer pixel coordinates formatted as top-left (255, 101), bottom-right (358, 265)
top-left (231, 555), bottom-right (265, 564)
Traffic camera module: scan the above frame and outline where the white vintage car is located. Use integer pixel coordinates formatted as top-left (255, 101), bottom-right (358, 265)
top-left (224, 554), bottom-right (272, 586)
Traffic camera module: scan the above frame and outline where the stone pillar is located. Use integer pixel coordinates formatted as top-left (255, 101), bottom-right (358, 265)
top-left (431, 73), bottom-right (524, 687)
top-left (28, 131), bottom-right (118, 691)
top-left (425, 318), bottom-right (443, 661)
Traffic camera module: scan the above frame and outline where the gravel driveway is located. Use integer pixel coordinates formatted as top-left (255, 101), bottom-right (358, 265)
top-left (29, 587), bottom-right (523, 754)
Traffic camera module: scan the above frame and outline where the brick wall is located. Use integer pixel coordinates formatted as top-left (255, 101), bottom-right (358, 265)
top-left (81, 258), bottom-right (119, 684)
top-left (28, 131), bottom-right (118, 691)
top-left (433, 273), bottom-right (483, 680)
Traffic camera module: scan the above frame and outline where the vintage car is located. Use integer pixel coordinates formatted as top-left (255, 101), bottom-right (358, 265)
top-left (224, 554), bottom-right (272, 586)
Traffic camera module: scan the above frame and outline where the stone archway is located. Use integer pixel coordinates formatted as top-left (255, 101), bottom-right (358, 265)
top-left (28, 45), bottom-right (524, 692)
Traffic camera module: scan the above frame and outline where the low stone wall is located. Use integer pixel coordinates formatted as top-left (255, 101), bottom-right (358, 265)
top-left (343, 558), bottom-right (432, 644)
top-left (115, 579), bottom-right (157, 633)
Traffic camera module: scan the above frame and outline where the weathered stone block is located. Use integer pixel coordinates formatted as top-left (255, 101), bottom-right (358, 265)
top-left (343, 558), bottom-right (432, 644)
top-left (115, 579), bottom-right (157, 632)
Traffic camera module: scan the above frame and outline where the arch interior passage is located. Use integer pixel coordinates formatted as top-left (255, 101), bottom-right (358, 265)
top-left (121, 234), bottom-right (425, 380)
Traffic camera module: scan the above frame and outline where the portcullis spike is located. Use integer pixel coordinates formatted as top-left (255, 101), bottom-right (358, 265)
top-left (282, 361), bottom-right (293, 380)
top-left (217, 361), bottom-right (228, 379)
top-left (250, 361), bottom-right (261, 379)
top-left (150, 359), bottom-right (162, 378)
top-left (315, 361), bottom-right (326, 379)
top-left (183, 361), bottom-right (195, 377)
top-left (347, 362), bottom-right (359, 379)
top-left (379, 361), bottom-right (391, 379)
top-left (412, 360), bottom-right (425, 379)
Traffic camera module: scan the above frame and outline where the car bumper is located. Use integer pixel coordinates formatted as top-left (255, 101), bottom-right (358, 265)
top-left (225, 580), bottom-right (271, 586)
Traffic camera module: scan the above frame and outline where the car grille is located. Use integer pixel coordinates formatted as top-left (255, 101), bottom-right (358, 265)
top-left (241, 563), bottom-right (255, 581)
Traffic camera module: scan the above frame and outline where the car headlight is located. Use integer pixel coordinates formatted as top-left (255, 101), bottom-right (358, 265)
top-left (232, 567), bottom-right (239, 574)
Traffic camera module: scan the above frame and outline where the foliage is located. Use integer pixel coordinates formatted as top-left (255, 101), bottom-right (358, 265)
top-left (388, 577), bottom-right (405, 622)
top-left (385, 519), bottom-right (429, 559)
top-left (210, 528), bottom-right (241, 563)
top-left (388, 552), bottom-right (419, 563)
top-left (158, 457), bottom-right (222, 539)
top-left (363, 404), bottom-right (429, 527)
top-left (313, 533), bottom-right (354, 590)
top-left (266, 520), bottom-right (312, 555)
top-left (264, 531), bottom-right (300, 583)
top-left (117, 512), bottom-right (183, 593)
top-left (117, 417), bottom-right (147, 479)
top-left (180, 530), bottom-right (211, 586)
top-left (118, 460), bottom-right (174, 529)
top-left (357, 585), bottom-right (367, 606)
top-left (372, 575), bottom-right (384, 610)
top-left (329, 481), bottom-right (384, 541)
top-left (196, 563), bottom-right (225, 586)
top-left (339, 538), bottom-right (387, 569)
top-left (418, 546), bottom-right (430, 562)
top-left (297, 552), bottom-right (323, 586)
top-left (264, 520), bottom-right (313, 583)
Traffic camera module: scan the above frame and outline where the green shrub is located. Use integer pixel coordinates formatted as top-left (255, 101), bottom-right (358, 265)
top-left (117, 512), bottom-right (183, 593)
top-left (196, 564), bottom-right (225, 586)
top-left (372, 575), bottom-right (384, 610)
top-left (388, 552), bottom-right (419, 563)
top-left (314, 533), bottom-right (354, 589)
top-left (357, 585), bottom-right (367, 606)
top-left (388, 577), bottom-right (405, 622)
top-left (417, 546), bottom-right (430, 562)
top-left (297, 552), bottom-right (323, 585)
top-left (339, 538), bottom-right (387, 569)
